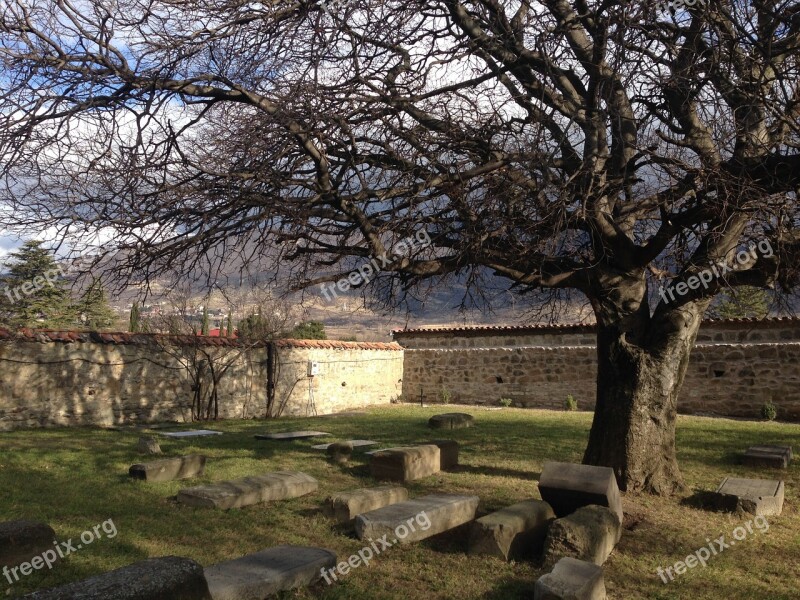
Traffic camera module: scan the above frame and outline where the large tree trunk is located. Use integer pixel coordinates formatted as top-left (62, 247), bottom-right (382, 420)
top-left (583, 304), bottom-right (708, 494)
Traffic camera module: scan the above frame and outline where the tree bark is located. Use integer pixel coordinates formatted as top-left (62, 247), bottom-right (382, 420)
top-left (583, 304), bottom-right (708, 494)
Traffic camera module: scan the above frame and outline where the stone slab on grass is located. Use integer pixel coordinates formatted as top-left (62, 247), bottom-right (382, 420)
top-left (713, 477), bottom-right (785, 516)
top-left (420, 439), bottom-right (459, 470)
top-left (370, 445), bottom-right (440, 482)
top-left (428, 413), bottom-right (474, 430)
top-left (355, 494), bottom-right (479, 544)
top-left (129, 455), bottom-right (207, 483)
top-left (311, 440), bottom-right (379, 450)
top-left (22, 556), bottom-right (211, 600)
top-left (469, 499), bottom-right (555, 561)
top-left (254, 431), bottom-right (330, 441)
top-left (323, 485), bottom-right (409, 523)
top-left (160, 430), bottom-right (223, 438)
top-left (742, 445), bottom-right (793, 469)
top-left (534, 557), bottom-right (606, 600)
top-left (204, 546), bottom-right (336, 600)
top-left (177, 472), bottom-right (318, 509)
top-left (542, 505), bottom-right (621, 567)
top-left (538, 462), bottom-right (623, 522)
top-left (0, 520), bottom-right (56, 569)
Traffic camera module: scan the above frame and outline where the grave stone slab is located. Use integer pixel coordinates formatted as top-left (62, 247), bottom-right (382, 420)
top-left (428, 413), bottom-right (475, 430)
top-left (311, 440), bottom-right (379, 450)
top-left (370, 445), bottom-right (440, 482)
top-left (420, 439), bottom-right (459, 469)
top-left (354, 494), bottom-right (479, 544)
top-left (204, 546), bottom-right (336, 600)
top-left (712, 477), bottom-right (785, 516)
top-left (254, 431), bottom-right (330, 441)
top-left (534, 557), bottom-right (606, 600)
top-left (22, 556), bottom-right (211, 600)
top-left (323, 485), bottom-right (409, 523)
top-left (0, 520), bottom-right (56, 569)
top-left (160, 430), bottom-right (223, 438)
top-left (129, 455), bottom-right (207, 483)
top-left (469, 499), bottom-right (555, 561)
top-left (542, 505), bottom-right (622, 567)
top-left (742, 445), bottom-right (793, 469)
top-left (177, 472), bottom-right (318, 509)
top-left (538, 462), bottom-right (623, 522)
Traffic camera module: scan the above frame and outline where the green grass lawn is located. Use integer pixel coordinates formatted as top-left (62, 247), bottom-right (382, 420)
top-left (1, 405), bottom-right (798, 599)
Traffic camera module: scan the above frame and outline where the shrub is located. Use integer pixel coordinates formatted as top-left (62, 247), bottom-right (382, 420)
top-left (564, 394), bottom-right (578, 411)
top-left (439, 387), bottom-right (452, 405)
top-left (761, 401), bottom-right (778, 421)
top-left (499, 397), bottom-right (513, 407)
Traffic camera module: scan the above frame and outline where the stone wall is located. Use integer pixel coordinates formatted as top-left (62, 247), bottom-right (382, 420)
top-left (0, 330), bottom-right (402, 431)
top-left (396, 318), bottom-right (800, 420)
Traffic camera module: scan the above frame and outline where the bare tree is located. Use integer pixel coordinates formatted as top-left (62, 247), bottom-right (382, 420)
top-left (1, 0), bottom-right (799, 493)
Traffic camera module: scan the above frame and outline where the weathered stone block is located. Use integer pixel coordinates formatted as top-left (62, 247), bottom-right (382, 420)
top-left (712, 477), bottom-right (785, 516)
top-left (129, 455), bottom-right (206, 483)
top-left (137, 436), bottom-right (162, 455)
top-left (323, 485), bottom-right (409, 523)
top-left (421, 439), bottom-right (459, 469)
top-left (22, 556), bottom-right (211, 599)
top-left (428, 413), bottom-right (474, 429)
top-left (204, 546), bottom-right (336, 600)
top-left (355, 494), bottom-right (479, 544)
top-left (534, 557), bottom-right (606, 600)
top-left (542, 505), bottom-right (621, 567)
top-left (538, 462), bottom-right (623, 522)
top-left (177, 472), bottom-right (318, 509)
top-left (326, 442), bottom-right (353, 465)
top-left (0, 520), bottom-right (56, 569)
top-left (742, 445), bottom-right (792, 469)
top-left (468, 499), bottom-right (555, 561)
top-left (370, 445), bottom-right (440, 482)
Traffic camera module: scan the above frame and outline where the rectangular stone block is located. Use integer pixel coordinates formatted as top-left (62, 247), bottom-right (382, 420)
top-left (543, 505), bottom-right (621, 567)
top-left (421, 439), bottom-right (459, 469)
top-left (534, 557), bottom-right (606, 600)
top-left (742, 445), bottom-right (792, 469)
top-left (323, 485), bottom-right (409, 523)
top-left (129, 455), bottom-right (206, 483)
top-left (0, 520), bottom-right (56, 569)
top-left (177, 472), bottom-right (318, 509)
top-left (370, 445), bottom-right (440, 482)
top-left (22, 556), bottom-right (211, 599)
top-left (538, 462), bottom-right (623, 522)
top-left (354, 494), bottom-right (479, 544)
top-left (714, 477), bottom-right (785, 516)
top-left (469, 499), bottom-right (555, 561)
top-left (204, 546), bottom-right (336, 600)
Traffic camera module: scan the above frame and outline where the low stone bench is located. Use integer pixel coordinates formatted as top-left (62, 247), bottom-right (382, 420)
top-left (534, 557), bottom-right (606, 600)
top-left (355, 494), bottom-right (479, 544)
top-left (428, 413), bottom-right (474, 430)
top-left (22, 556), bottom-right (211, 599)
top-left (542, 505), bottom-right (621, 567)
top-left (129, 455), bottom-right (206, 483)
top-left (323, 485), bottom-right (409, 523)
top-left (742, 445), bottom-right (793, 469)
top-left (177, 472), bottom-right (318, 510)
top-left (370, 445), bottom-right (440, 482)
top-left (0, 520), bottom-right (56, 569)
top-left (538, 462), bottom-right (623, 522)
top-left (469, 499), bottom-right (555, 561)
top-left (711, 477), bottom-right (785, 516)
top-left (421, 439), bottom-right (459, 470)
top-left (204, 546), bottom-right (336, 600)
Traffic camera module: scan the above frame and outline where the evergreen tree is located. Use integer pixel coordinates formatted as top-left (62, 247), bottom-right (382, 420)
top-left (76, 278), bottom-right (116, 330)
top-left (0, 241), bottom-right (74, 328)
top-left (287, 321), bottom-right (327, 340)
top-left (226, 309), bottom-right (233, 336)
top-left (129, 302), bottom-right (141, 332)
top-left (200, 306), bottom-right (210, 335)
top-left (711, 286), bottom-right (770, 320)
